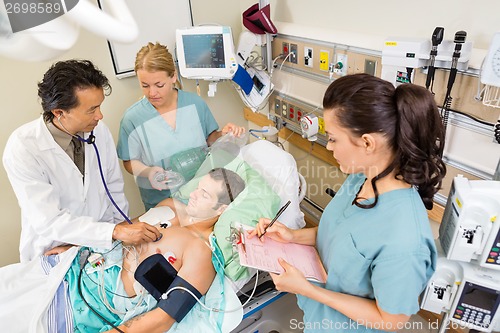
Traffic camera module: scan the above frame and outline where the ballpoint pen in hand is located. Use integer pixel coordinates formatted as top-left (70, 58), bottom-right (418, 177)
top-left (259, 200), bottom-right (291, 239)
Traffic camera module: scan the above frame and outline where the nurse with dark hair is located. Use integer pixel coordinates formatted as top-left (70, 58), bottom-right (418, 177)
top-left (251, 73), bottom-right (446, 332)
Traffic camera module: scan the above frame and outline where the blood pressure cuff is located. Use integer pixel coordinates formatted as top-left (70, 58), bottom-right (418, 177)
top-left (134, 253), bottom-right (177, 301)
top-left (158, 275), bottom-right (202, 323)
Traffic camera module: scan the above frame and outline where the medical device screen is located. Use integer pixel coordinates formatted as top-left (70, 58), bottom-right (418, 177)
top-left (461, 283), bottom-right (499, 311)
top-left (182, 34), bottom-right (226, 69)
top-left (451, 282), bottom-right (500, 329)
top-left (176, 26), bottom-right (237, 80)
top-left (252, 74), bottom-right (264, 93)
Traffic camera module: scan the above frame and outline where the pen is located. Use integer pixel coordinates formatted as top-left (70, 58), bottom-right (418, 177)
top-left (239, 225), bottom-right (246, 254)
top-left (259, 200), bottom-right (291, 239)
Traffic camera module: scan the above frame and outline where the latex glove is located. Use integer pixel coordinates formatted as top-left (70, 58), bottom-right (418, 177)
top-left (221, 122), bottom-right (246, 137)
top-left (148, 166), bottom-right (169, 190)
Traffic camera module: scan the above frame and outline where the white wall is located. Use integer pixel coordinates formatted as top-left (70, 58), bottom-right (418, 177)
top-left (272, 0), bottom-right (500, 50)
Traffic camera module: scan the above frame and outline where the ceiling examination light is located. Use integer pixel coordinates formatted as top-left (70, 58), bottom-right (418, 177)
top-left (0, 0), bottom-right (138, 62)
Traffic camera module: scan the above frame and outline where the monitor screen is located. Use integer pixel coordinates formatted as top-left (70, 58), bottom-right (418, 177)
top-left (176, 26), bottom-right (237, 80)
top-left (182, 34), bottom-right (226, 69)
top-left (461, 282), bottom-right (500, 311)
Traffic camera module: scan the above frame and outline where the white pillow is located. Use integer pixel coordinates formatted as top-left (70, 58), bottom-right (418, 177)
top-left (239, 140), bottom-right (305, 229)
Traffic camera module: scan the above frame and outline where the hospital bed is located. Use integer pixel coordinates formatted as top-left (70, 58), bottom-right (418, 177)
top-left (171, 137), bottom-right (307, 331)
top-left (0, 138), bottom-right (307, 333)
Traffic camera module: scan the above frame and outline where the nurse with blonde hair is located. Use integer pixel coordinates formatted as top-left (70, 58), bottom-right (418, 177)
top-left (117, 42), bottom-right (245, 210)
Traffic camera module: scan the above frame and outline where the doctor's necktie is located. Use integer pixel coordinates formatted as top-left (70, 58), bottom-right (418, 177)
top-left (72, 136), bottom-right (85, 178)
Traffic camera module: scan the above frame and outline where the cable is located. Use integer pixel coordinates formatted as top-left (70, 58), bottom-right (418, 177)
top-left (244, 51), bottom-right (266, 71)
top-left (270, 54), bottom-right (284, 76)
top-left (447, 108), bottom-right (495, 127)
top-left (91, 142), bottom-right (133, 225)
top-left (233, 84), bottom-right (270, 112)
top-left (279, 52), bottom-right (293, 71)
top-left (160, 270), bottom-right (261, 313)
top-left (232, 79), bottom-right (274, 112)
top-left (83, 268), bottom-right (132, 299)
top-left (441, 31), bottom-right (467, 137)
top-left (81, 243), bottom-right (140, 300)
top-left (98, 264), bottom-right (146, 316)
top-left (495, 120), bottom-right (500, 144)
top-left (78, 252), bottom-right (125, 333)
top-left (249, 128), bottom-right (269, 139)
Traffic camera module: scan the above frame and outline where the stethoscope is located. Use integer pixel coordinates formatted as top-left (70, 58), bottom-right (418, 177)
top-left (57, 115), bottom-right (134, 225)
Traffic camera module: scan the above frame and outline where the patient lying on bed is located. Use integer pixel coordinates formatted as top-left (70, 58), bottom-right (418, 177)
top-left (52, 168), bottom-right (245, 333)
top-left (0, 139), bottom-right (301, 333)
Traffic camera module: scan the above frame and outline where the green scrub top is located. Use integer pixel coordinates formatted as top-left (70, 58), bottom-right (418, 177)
top-left (117, 90), bottom-right (218, 210)
top-left (297, 173), bottom-right (436, 332)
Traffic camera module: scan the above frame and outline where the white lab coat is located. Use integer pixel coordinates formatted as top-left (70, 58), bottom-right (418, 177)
top-left (3, 117), bottom-right (129, 262)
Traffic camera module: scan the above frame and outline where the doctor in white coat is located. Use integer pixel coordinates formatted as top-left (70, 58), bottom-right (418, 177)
top-left (3, 60), bottom-right (161, 262)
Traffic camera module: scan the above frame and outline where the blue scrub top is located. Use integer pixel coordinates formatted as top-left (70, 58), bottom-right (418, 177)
top-left (297, 173), bottom-right (436, 332)
top-left (117, 90), bottom-right (219, 209)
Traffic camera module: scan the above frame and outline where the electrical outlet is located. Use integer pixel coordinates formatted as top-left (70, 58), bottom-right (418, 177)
top-left (304, 47), bottom-right (313, 68)
top-left (334, 54), bottom-right (348, 76)
top-left (281, 102), bottom-right (288, 118)
top-left (288, 104), bottom-right (294, 120)
top-left (282, 42), bottom-right (290, 59)
top-left (289, 43), bottom-right (298, 64)
top-left (296, 108), bottom-right (303, 122)
top-left (319, 50), bottom-right (329, 71)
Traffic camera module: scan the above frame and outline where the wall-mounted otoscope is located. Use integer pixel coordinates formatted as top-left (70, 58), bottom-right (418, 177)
top-left (441, 31), bottom-right (467, 140)
top-left (425, 27), bottom-right (445, 92)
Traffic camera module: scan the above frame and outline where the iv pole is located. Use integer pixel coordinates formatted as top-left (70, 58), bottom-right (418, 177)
top-left (259, 0), bottom-right (273, 73)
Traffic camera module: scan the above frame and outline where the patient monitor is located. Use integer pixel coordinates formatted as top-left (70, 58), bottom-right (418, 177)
top-left (420, 175), bottom-right (500, 332)
top-left (176, 26), bottom-right (238, 81)
top-left (421, 256), bottom-right (500, 332)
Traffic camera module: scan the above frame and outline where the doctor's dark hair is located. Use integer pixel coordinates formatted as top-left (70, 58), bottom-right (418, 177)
top-left (135, 42), bottom-right (182, 89)
top-left (323, 73), bottom-right (446, 210)
top-left (39, 60), bottom-right (111, 122)
top-left (207, 168), bottom-right (245, 206)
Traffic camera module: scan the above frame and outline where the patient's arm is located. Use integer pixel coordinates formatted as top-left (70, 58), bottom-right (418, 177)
top-left (44, 244), bottom-right (74, 256)
top-left (104, 237), bottom-right (216, 333)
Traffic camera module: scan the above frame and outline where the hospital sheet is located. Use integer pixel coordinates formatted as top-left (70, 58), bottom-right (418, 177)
top-left (0, 245), bottom-right (241, 333)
